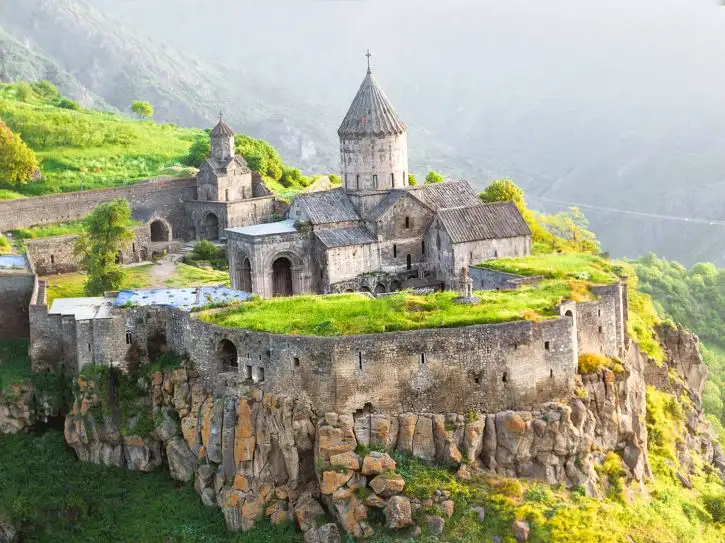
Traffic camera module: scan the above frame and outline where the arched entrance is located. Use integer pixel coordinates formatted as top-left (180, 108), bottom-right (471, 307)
top-left (203, 213), bottom-right (220, 240)
top-left (150, 220), bottom-right (170, 242)
top-left (374, 283), bottom-right (386, 295)
top-left (390, 281), bottom-right (402, 292)
top-left (217, 339), bottom-right (238, 371)
top-left (235, 255), bottom-right (253, 293)
top-left (360, 286), bottom-right (372, 294)
top-left (272, 257), bottom-right (293, 297)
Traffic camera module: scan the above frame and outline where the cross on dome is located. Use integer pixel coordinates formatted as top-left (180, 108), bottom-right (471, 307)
top-left (366, 49), bottom-right (372, 73)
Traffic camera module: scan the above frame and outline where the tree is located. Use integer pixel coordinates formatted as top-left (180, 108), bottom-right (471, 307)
top-left (74, 199), bottom-right (135, 296)
top-left (479, 178), bottom-right (526, 212)
top-left (408, 174), bottom-right (419, 186)
top-left (0, 120), bottom-right (40, 186)
top-left (15, 82), bottom-right (33, 103)
top-left (185, 137), bottom-right (210, 167)
top-left (424, 171), bottom-right (445, 185)
top-left (328, 174), bottom-right (342, 186)
top-left (31, 80), bottom-right (59, 99)
top-left (540, 207), bottom-right (600, 254)
top-left (131, 100), bottom-right (154, 119)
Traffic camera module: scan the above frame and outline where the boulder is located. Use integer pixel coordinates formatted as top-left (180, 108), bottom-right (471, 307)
top-left (397, 414), bottom-right (417, 454)
top-left (471, 505), bottom-right (486, 522)
top-left (513, 520), bottom-right (530, 542)
top-left (385, 496), bottom-right (413, 529)
top-left (361, 452), bottom-right (396, 476)
top-left (364, 494), bottom-right (386, 508)
top-left (329, 451), bottom-right (360, 471)
top-left (412, 415), bottom-right (436, 461)
top-left (440, 499), bottom-right (455, 519)
top-left (296, 494), bottom-right (326, 532)
top-left (166, 437), bottom-right (197, 482)
top-left (370, 473), bottom-right (405, 497)
top-left (304, 523), bottom-right (342, 543)
top-left (425, 515), bottom-right (445, 535)
top-left (320, 470), bottom-right (353, 495)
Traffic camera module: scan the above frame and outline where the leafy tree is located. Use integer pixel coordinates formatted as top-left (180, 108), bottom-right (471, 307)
top-left (74, 199), bottom-right (135, 296)
top-left (539, 207), bottom-right (600, 254)
top-left (56, 97), bottom-right (81, 111)
top-left (184, 137), bottom-right (211, 167)
top-left (424, 171), bottom-right (445, 185)
top-left (15, 82), bottom-right (33, 103)
top-left (0, 120), bottom-right (40, 186)
top-left (131, 100), bottom-right (154, 119)
top-left (408, 174), bottom-right (419, 186)
top-left (279, 167), bottom-right (310, 188)
top-left (244, 152), bottom-right (266, 174)
top-left (31, 81), bottom-right (59, 99)
top-left (235, 135), bottom-right (284, 181)
top-left (479, 178), bottom-right (525, 211)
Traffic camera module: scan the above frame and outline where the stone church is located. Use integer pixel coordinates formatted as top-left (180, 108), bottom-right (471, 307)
top-left (224, 64), bottom-right (532, 298)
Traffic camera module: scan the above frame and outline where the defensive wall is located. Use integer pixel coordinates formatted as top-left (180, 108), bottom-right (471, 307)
top-left (0, 255), bottom-right (35, 339)
top-left (0, 177), bottom-right (197, 237)
top-left (28, 280), bottom-right (629, 415)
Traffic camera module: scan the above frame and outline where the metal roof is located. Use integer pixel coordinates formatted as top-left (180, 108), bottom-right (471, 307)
top-left (412, 180), bottom-right (481, 210)
top-left (49, 297), bottom-right (115, 320)
top-left (315, 226), bottom-right (377, 248)
top-left (437, 202), bottom-right (532, 243)
top-left (294, 188), bottom-right (360, 225)
top-left (114, 287), bottom-right (251, 310)
top-left (226, 219), bottom-right (299, 237)
top-left (338, 71), bottom-right (407, 138)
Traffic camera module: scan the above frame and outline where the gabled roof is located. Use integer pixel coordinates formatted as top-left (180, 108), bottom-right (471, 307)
top-left (412, 180), bottom-right (480, 211)
top-left (293, 188), bottom-right (360, 225)
top-left (338, 70), bottom-right (407, 138)
top-left (210, 118), bottom-right (235, 137)
top-left (437, 202), bottom-right (531, 243)
top-left (203, 155), bottom-right (252, 176)
top-left (315, 226), bottom-right (377, 248)
top-left (366, 189), bottom-right (434, 222)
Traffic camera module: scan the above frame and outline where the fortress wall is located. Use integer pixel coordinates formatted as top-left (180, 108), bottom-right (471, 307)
top-left (0, 178), bottom-right (196, 234)
top-left (576, 284), bottom-right (625, 358)
top-left (29, 304), bottom-right (66, 372)
top-left (0, 269), bottom-right (35, 339)
top-left (27, 226), bottom-right (151, 275)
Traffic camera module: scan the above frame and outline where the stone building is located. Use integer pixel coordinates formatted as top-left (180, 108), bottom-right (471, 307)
top-left (227, 66), bottom-right (531, 298)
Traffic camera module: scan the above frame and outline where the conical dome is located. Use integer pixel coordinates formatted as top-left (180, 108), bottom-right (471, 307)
top-left (338, 71), bottom-right (407, 138)
top-left (210, 118), bottom-right (235, 138)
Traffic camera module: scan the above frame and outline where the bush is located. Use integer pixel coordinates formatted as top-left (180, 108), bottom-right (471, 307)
top-left (190, 240), bottom-right (223, 261)
top-left (705, 494), bottom-right (725, 523)
top-left (56, 97), bottom-right (81, 110)
top-left (425, 170), bottom-right (445, 184)
top-left (0, 234), bottom-right (11, 254)
top-left (31, 80), bottom-right (59, 99)
top-left (578, 353), bottom-right (624, 375)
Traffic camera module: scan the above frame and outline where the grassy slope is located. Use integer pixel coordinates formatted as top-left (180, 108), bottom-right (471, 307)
top-left (0, 83), bottom-right (200, 197)
top-left (478, 253), bottom-right (622, 284)
top-left (199, 280), bottom-right (577, 336)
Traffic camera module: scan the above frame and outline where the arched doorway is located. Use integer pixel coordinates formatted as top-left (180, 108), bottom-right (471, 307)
top-left (236, 255), bottom-right (253, 293)
top-left (360, 286), bottom-right (372, 294)
top-left (203, 213), bottom-right (220, 240)
top-left (150, 220), bottom-right (170, 242)
top-left (390, 281), bottom-right (402, 292)
top-left (374, 283), bottom-right (386, 294)
top-left (217, 339), bottom-right (238, 371)
top-left (272, 257), bottom-right (293, 297)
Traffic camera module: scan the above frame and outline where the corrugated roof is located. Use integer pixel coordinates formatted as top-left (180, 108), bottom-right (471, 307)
top-left (210, 118), bottom-right (235, 137)
top-left (294, 188), bottom-right (360, 225)
top-left (413, 180), bottom-right (480, 210)
top-left (437, 202), bottom-right (531, 243)
top-left (338, 71), bottom-right (407, 138)
top-left (315, 226), bottom-right (377, 248)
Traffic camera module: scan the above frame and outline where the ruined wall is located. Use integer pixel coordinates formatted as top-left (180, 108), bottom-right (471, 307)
top-left (27, 226), bottom-right (152, 275)
top-left (469, 267), bottom-right (543, 291)
top-left (0, 178), bottom-right (196, 235)
top-left (576, 283), bottom-right (626, 358)
top-left (0, 268), bottom-right (35, 339)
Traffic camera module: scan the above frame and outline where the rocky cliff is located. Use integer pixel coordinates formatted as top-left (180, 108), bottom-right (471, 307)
top-left (55, 324), bottom-right (722, 541)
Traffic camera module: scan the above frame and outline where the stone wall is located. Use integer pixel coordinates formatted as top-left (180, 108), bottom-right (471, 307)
top-left (0, 264), bottom-right (35, 339)
top-left (26, 226), bottom-right (152, 275)
top-left (469, 267), bottom-right (543, 291)
top-left (340, 133), bottom-right (409, 194)
top-left (0, 177), bottom-right (196, 236)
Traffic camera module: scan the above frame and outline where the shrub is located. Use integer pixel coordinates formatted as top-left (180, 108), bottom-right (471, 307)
top-left (190, 240), bottom-right (223, 261)
top-left (704, 494), bottom-right (725, 523)
top-left (56, 97), bottom-right (81, 110)
top-left (578, 353), bottom-right (624, 375)
top-left (31, 80), bottom-right (60, 99)
top-left (0, 234), bottom-right (11, 254)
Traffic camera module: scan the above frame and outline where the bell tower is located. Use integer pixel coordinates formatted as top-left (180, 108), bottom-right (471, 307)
top-left (210, 112), bottom-right (235, 163)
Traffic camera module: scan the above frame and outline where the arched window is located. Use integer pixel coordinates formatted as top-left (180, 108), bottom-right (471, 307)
top-left (405, 217), bottom-right (410, 229)
top-left (422, 240), bottom-right (426, 255)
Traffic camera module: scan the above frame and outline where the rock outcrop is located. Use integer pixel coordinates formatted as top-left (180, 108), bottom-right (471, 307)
top-left (0, 378), bottom-right (63, 434)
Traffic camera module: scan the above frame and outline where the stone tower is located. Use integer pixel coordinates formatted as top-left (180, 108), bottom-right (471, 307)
top-left (338, 58), bottom-right (409, 204)
top-left (210, 115), bottom-right (236, 163)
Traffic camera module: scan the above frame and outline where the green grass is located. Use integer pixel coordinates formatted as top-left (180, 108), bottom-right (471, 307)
top-left (0, 338), bottom-right (33, 389)
top-left (7, 217), bottom-right (142, 240)
top-left (42, 264), bottom-right (154, 305)
top-left (478, 253), bottom-right (621, 284)
top-left (0, 188), bottom-right (24, 200)
top-left (0, 431), bottom-right (302, 542)
top-left (198, 281), bottom-right (577, 336)
top-left (165, 263), bottom-right (231, 288)
top-left (0, 233), bottom-right (11, 254)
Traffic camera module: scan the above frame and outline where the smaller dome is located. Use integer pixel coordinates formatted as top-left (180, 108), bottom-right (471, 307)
top-left (211, 118), bottom-right (235, 137)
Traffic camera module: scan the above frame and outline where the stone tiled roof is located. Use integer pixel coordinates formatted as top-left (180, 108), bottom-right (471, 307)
top-left (367, 189), bottom-right (434, 222)
top-left (205, 155), bottom-right (252, 175)
top-left (437, 202), bottom-right (531, 243)
top-left (413, 180), bottom-right (480, 210)
top-left (210, 118), bottom-right (235, 137)
top-left (338, 71), bottom-right (407, 138)
top-left (294, 188), bottom-right (360, 225)
top-left (315, 225), bottom-right (377, 248)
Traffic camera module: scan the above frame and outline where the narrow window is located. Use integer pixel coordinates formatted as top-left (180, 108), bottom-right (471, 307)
top-left (258, 367), bottom-right (265, 382)
top-left (258, 354), bottom-right (262, 362)
top-left (125, 331), bottom-right (132, 345)
top-left (407, 254), bottom-right (412, 270)
top-left (247, 352), bottom-right (250, 360)
top-left (422, 240), bottom-right (426, 255)
top-left (545, 341), bottom-right (551, 351)
top-left (598, 326), bottom-right (603, 334)
top-left (405, 217), bottom-right (410, 229)
top-left (494, 250), bottom-right (498, 258)
top-left (420, 353), bottom-right (426, 365)
top-left (550, 369), bottom-right (554, 379)
top-left (88, 343), bottom-right (91, 352)
top-left (356, 175), bottom-right (360, 190)
top-left (373, 174), bottom-right (378, 189)
top-left (132, 243), bottom-right (136, 253)
top-left (470, 251), bottom-right (473, 261)
top-left (502, 372), bottom-right (508, 383)
top-left (245, 365), bottom-right (253, 380)
top-left (393, 244), bottom-right (398, 258)
top-left (50, 255), bottom-right (55, 264)
top-left (403, 171), bottom-right (406, 184)
top-left (293, 357), bottom-right (300, 368)
top-left (391, 173), bottom-right (395, 186)
top-left (474, 377), bottom-right (480, 384)
top-left (598, 309), bottom-right (602, 317)
top-left (436, 232), bottom-right (441, 250)
top-left (357, 352), bottom-right (363, 370)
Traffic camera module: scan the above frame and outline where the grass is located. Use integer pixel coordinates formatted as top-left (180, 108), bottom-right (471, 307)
top-left (198, 281), bottom-right (579, 336)
top-left (578, 353), bottom-right (625, 375)
top-left (0, 338), bottom-right (33, 389)
top-left (7, 217), bottom-right (142, 240)
top-left (165, 263), bottom-right (231, 288)
top-left (478, 253), bottom-right (621, 284)
top-left (0, 233), bottom-right (11, 254)
top-left (42, 264), bottom-right (154, 305)
top-left (0, 431), bottom-right (302, 543)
